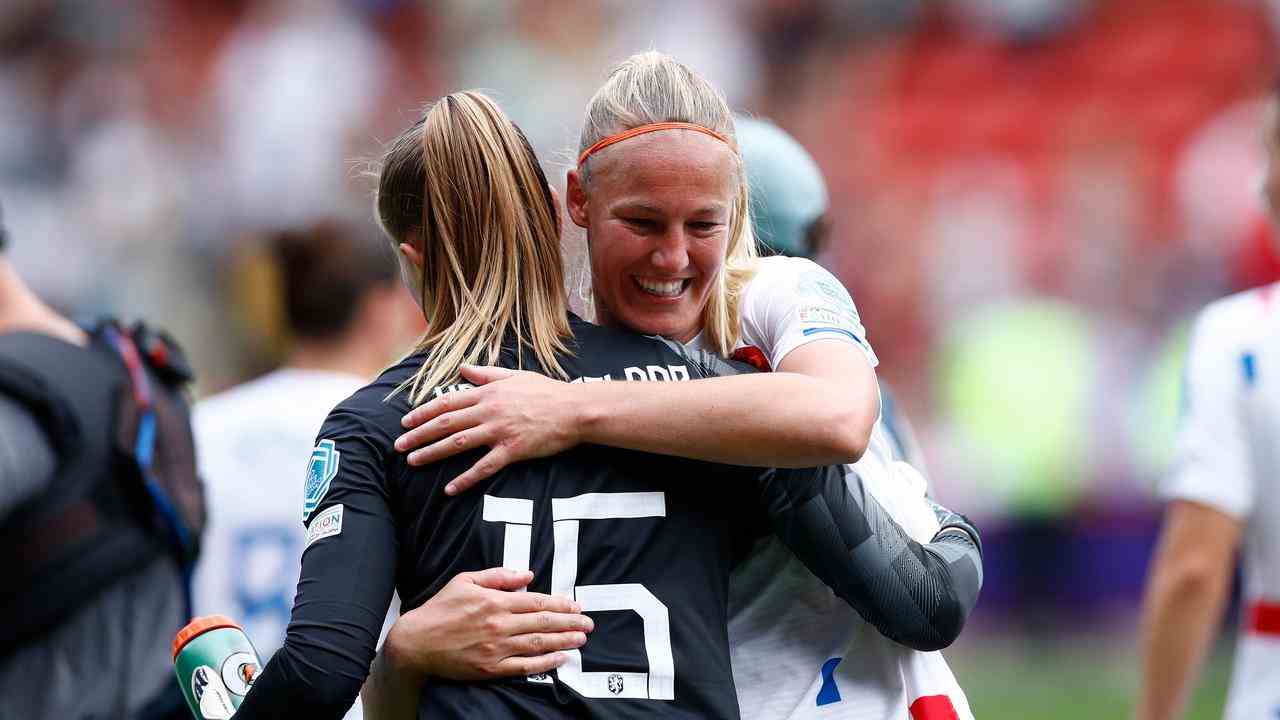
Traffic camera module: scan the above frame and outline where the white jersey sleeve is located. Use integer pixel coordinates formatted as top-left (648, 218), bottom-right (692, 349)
top-left (738, 256), bottom-right (878, 370)
top-left (1162, 297), bottom-right (1256, 519)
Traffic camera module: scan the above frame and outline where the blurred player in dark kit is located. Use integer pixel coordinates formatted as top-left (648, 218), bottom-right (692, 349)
top-left (0, 197), bottom-right (204, 719)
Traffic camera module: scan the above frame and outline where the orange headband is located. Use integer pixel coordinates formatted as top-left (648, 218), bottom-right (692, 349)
top-left (577, 122), bottom-right (734, 166)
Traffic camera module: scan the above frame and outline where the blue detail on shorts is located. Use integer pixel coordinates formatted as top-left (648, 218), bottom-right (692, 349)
top-left (802, 326), bottom-right (867, 348)
top-left (816, 657), bottom-right (843, 706)
top-left (1242, 352), bottom-right (1257, 386)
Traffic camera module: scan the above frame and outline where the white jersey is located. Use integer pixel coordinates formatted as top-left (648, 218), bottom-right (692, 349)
top-left (1162, 284), bottom-right (1280, 719)
top-left (692, 256), bottom-right (973, 720)
top-left (193, 367), bottom-right (395, 720)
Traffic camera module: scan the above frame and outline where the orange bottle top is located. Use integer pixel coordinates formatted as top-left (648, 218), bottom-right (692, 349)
top-left (171, 614), bottom-right (243, 661)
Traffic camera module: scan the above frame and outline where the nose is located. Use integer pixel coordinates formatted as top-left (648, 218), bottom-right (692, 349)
top-left (649, 226), bottom-right (689, 273)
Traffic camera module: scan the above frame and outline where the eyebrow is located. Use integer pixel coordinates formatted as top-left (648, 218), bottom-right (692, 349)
top-left (613, 201), bottom-right (664, 215)
top-left (612, 201), bottom-right (729, 216)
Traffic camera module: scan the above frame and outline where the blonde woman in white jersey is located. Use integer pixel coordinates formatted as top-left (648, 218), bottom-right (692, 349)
top-left (1137, 90), bottom-right (1280, 720)
top-left (389, 53), bottom-right (980, 720)
top-left (718, 117), bottom-right (972, 720)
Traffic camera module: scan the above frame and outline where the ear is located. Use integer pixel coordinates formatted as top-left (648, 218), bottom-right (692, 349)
top-left (396, 238), bottom-right (426, 311)
top-left (566, 169), bottom-right (590, 230)
top-left (398, 241), bottom-right (424, 271)
top-left (548, 186), bottom-right (564, 236)
top-left (549, 186), bottom-right (564, 219)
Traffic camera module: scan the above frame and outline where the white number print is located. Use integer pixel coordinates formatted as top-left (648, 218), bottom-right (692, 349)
top-left (482, 492), bottom-right (674, 700)
top-left (481, 495), bottom-right (533, 574)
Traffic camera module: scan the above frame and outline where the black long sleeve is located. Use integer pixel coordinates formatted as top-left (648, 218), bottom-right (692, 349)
top-left (756, 464), bottom-right (983, 651)
top-left (233, 408), bottom-right (400, 720)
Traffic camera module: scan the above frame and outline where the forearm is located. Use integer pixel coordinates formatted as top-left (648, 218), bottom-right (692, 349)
top-left (1137, 557), bottom-right (1232, 720)
top-left (235, 639), bottom-right (366, 720)
top-left (363, 645), bottom-right (425, 720)
top-left (759, 465), bottom-right (983, 651)
top-left (578, 373), bottom-right (875, 467)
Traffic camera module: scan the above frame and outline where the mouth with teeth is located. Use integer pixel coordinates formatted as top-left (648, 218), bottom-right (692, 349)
top-left (633, 276), bottom-right (691, 299)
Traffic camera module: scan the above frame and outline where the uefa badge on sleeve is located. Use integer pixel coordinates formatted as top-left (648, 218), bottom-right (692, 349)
top-left (303, 439), bottom-right (341, 521)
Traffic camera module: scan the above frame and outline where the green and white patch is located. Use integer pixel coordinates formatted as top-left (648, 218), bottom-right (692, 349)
top-left (796, 269), bottom-right (860, 326)
top-left (303, 439), bottom-right (340, 521)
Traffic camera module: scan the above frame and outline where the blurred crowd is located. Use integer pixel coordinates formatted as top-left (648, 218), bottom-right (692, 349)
top-left (2, 0), bottom-right (1278, 620)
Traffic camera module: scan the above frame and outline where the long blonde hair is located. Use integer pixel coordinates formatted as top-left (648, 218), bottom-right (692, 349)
top-left (375, 91), bottom-right (572, 404)
top-left (578, 51), bottom-right (757, 356)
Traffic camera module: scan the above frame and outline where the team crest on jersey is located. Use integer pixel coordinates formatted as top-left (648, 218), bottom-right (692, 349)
top-left (303, 439), bottom-right (341, 521)
top-left (608, 673), bottom-right (624, 695)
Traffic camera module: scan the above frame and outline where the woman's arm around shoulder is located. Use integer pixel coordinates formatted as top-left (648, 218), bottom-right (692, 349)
top-left (393, 258), bottom-right (880, 494)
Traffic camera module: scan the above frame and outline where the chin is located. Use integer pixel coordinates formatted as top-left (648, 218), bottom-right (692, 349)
top-left (621, 312), bottom-right (681, 339)
top-left (641, 318), bottom-right (702, 343)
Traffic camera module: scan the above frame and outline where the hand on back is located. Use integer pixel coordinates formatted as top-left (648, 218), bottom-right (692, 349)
top-left (395, 365), bottom-right (584, 495)
top-left (384, 567), bottom-right (594, 681)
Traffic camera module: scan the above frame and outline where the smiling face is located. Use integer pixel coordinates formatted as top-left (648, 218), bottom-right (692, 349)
top-left (568, 130), bottom-right (738, 343)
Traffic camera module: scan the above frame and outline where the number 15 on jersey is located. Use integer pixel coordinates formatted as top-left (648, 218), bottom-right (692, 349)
top-left (483, 492), bottom-right (674, 701)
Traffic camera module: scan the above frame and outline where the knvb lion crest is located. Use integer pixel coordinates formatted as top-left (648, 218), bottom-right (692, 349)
top-left (303, 439), bottom-right (340, 521)
top-left (607, 673), bottom-right (624, 695)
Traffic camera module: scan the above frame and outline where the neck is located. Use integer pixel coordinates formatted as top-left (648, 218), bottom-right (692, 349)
top-left (591, 290), bottom-right (616, 328)
top-left (0, 261), bottom-right (88, 346)
top-left (285, 333), bottom-right (385, 380)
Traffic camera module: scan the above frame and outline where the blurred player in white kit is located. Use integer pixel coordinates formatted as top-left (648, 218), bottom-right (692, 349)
top-left (1138, 89), bottom-right (1280, 720)
top-left (191, 220), bottom-right (415, 720)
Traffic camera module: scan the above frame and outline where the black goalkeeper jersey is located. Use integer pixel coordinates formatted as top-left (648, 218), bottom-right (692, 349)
top-left (237, 316), bottom-right (770, 720)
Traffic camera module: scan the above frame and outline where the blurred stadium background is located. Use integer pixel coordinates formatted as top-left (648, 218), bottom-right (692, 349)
top-left (2, 0), bottom-right (1276, 716)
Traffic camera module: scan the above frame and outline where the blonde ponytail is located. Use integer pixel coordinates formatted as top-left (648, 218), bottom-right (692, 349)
top-left (375, 91), bottom-right (572, 404)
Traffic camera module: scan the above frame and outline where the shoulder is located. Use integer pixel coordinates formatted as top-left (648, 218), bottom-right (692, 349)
top-left (323, 358), bottom-right (418, 438)
top-left (564, 315), bottom-right (664, 353)
top-left (561, 316), bottom-right (710, 375)
top-left (743, 256), bottom-right (826, 293)
top-left (300, 364), bottom-right (415, 520)
top-left (1192, 284), bottom-right (1277, 348)
top-left (741, 256), bottom-right (857, 315)
top-left (192, 372), bottom-right (301, 445)
top-left (735, 256), bottom-right (874, 368)
top-left (194, 373), bottom-right (274, 423)
top-left (1182, 285), bottom-right (1279, 381)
